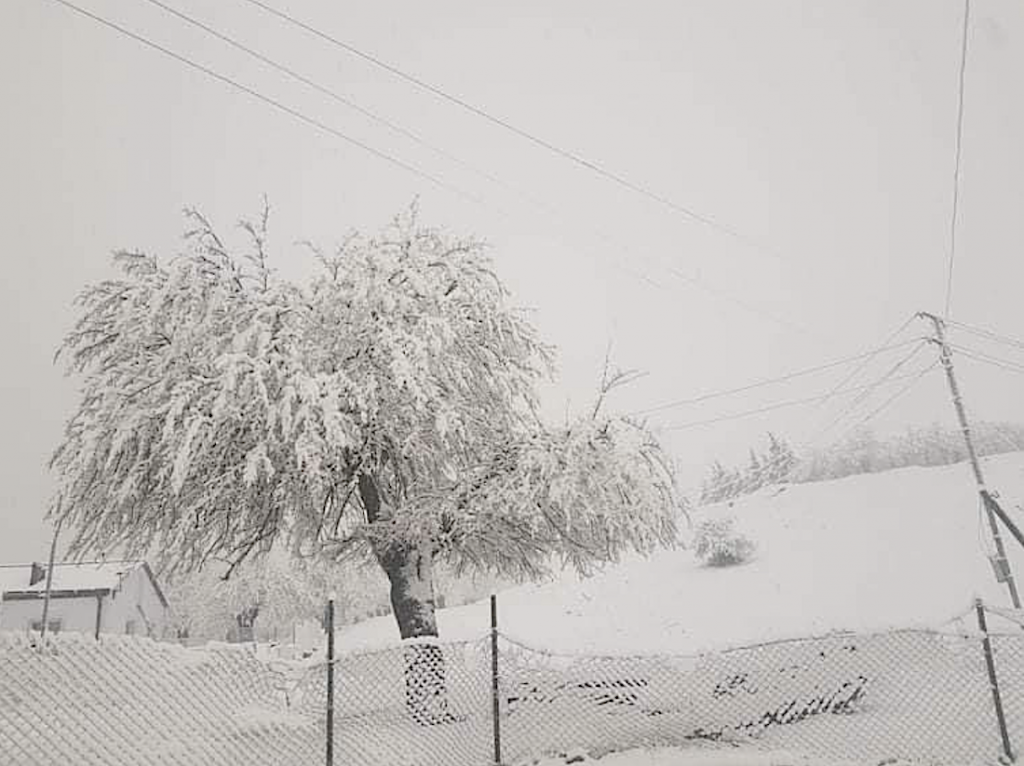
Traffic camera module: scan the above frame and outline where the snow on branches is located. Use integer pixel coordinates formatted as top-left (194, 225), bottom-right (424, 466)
top-left (50, 203), bottom-right (680, 584)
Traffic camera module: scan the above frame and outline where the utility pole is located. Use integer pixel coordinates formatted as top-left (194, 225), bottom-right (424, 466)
top-left (919, 311), bottom-right (1021, 608)
top-left (39, 516), bottom-right (63, 645)
top-left (325, 591), bottom-right (335, 766)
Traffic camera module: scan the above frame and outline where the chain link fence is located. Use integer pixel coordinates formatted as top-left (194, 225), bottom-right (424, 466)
top-left (4, 605), bottom-right (1024, 765)
top-left (496, 629), bottom-right (998, 765)
top-left (292, 638), bottom-right (494, 766)
top-left (0, 631), bottom-right (321, 766)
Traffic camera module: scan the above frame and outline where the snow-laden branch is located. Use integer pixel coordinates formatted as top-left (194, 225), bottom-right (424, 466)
top-left (50, 203), bottom-right (679, 584)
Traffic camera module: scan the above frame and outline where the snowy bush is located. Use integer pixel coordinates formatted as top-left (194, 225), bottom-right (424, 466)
top-left (692, 518), bottom-right (755, 567)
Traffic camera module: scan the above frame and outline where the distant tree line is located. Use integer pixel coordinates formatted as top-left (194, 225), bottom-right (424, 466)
top-left (697, 421), bottom-right (1024, 507)
top-left (791, 421), bottom-right (1024, 484)
top-left (698, 432), bottom-right (797, 505)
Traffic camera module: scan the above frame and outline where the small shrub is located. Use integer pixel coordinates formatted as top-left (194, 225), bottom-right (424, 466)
top-left (693, 518), bottom-right (756, 567)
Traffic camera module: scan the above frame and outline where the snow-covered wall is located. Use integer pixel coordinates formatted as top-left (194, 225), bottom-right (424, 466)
top-left (99, 566), bottom-right (169, 638)
top-left (0, 594), bottom-right (99, 635)
top-left (0, 565), bottom-right (169, 638)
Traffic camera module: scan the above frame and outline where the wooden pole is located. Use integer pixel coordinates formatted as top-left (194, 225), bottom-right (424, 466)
top-left (94, 594), bottom-right (103, 640)
top-left (920, 312), bottom-right (1021, 608)
top-left (984, 491), bottom-right (1024, 552)
top-left (976, 599), bottom-right (1014, 762)
top-left (326, 593), bottom-right (335, 766)
top-left (39, 516), bottom-right (62, 646)
top-left (490, 594), bottom-right (502, 766)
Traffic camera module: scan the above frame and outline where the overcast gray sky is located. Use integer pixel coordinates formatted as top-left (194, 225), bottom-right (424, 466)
top-left (2, 0), bottom-right (1023, 562)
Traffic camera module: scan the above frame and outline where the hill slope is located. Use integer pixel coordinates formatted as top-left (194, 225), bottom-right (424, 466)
top-left (336, 452), bottom-right (1024, 655)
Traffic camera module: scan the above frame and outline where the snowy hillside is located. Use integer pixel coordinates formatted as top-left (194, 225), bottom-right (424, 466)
top-left (335, 452), bottom-right (1024, 655)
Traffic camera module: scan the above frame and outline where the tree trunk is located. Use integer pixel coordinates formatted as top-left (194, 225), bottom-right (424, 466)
top-left (375, 542), bottom-right (456, 725)
top-left (360, 474), bottom-right (454, 724)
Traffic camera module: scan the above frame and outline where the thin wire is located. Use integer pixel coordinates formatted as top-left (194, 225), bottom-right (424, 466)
top-left (46, 0), bottom-right (486, 207)
top-left (947, 319), bottom-right (1024, 353)
top-left (139, 0), bottom-right (518, 188)
top-left (145, 0), bottom-right (818, 335)
top-left (806, 341), bottom-right (929, 444)
top-left (944, 0), bottom-right (971, 320)
top-left (662, 370), bottom-right (925, 432)
top-left (815, 314), bottom-right (918, 411)
top-left (44, 0), bottom-right (677, 295)
top-left (629, 338), bottom-right (920, 417)
top-left (658, 264), bottom-right (829, 342)
top-left (54, 0), bottom-right (820, 337)
top-left (831, 361), bottom-right (939, 442)
top-left (686, 362), bottom-right (936, 502)
top-left (240, 0), bottom-right (788, 264)
top-left (691, 359), bottom-right (935, 502)
top-left (949, 344), bottom-right (1024, 376)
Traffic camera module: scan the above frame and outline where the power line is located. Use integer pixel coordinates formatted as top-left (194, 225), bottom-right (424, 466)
top-left (139, 0), bottom-right (511, 185)
top-left (949, 343), bottom-right (1024, 376)
top-left (814, 313), bottom-right (918, 412)
top-left (809, 340), bottom-right (928, 443)
top-left (136, 0), bottom-right (611, 243)
top-left (684, 360), bottom-right (939, 501)
top-left (661, 369), bottom-right (927, 432)
top-left (46, 0), bottom-right (486, 207)
top-left (947, 319), bottom-right (1024, 353)
top-left (240, 0), bottom-right (787, 264)
top-left (55, 0), bottom-right (820, 337)
top-left (944, 0), bottom-right (972, 319)
top-left (46, 0), bottom-right (677, 294)
top-left (690, 361), bottom-right (939, 500)
top-left (629, 338), bottom-right (920, 417)
top-left (830, 361), bottom-right (939, 443)
top-left (142, 0), bottom-right (823, 334)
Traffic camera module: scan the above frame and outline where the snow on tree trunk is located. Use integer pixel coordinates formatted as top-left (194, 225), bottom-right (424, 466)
top-left (374, 541), bottom-right (454, 724)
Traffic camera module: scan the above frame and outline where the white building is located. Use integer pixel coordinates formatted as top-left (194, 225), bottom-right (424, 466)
top-left (0, 560), bottom-right (170, 639)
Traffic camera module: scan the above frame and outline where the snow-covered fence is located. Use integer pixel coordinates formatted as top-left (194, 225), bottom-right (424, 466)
top-left (284, 618), bottom-right (1024, 766)
top-left (493, 623), bottom-right (1022, 766)
top-left (4, 613), bottom-right (1024, 765)
top-left (0, 631), bottom-right (320, 766)
top-left (293, 637), bottom-right (494, 765)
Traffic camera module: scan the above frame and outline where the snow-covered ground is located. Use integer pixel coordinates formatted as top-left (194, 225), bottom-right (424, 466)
top-left (526, 745), bottom-right (922, 766)
top-left (335, 452), bottom-right (1024, 655)
top-left (6, 456), bottom-right (1024, 765)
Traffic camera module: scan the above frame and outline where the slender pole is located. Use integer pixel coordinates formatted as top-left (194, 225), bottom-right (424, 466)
top-left (985, 492), bottom-right (1024, 552)
top-left (94, 594), bottom-right (103, 640)
top-left (920, 312), bottom-right (1021, 608)
top-left (976, 599), bottom-right (1014, 762)
top-left (490, 594), bottom-right (502, 766)
top-left (39, 516), bottom-right (62, 645)
top-left (326, 592), bottom-right (335, 766)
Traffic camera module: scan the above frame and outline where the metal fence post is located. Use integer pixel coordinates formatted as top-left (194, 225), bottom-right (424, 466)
top-left (327, 593), bottom-right (335, 766)
top-left (490, 594), bottom-right (502, 766)
top-left (977, 598), bottom-right (1014, 762)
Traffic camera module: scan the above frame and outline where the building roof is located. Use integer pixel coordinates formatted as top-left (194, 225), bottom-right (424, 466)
top-left (0, 560), bottom-right (168, 607)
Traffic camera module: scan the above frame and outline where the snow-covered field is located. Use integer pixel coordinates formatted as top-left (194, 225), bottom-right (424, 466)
top-left (4, 455), bottom-right (1024, 765)
top-left (335, 452), bottom-right (1024, 655)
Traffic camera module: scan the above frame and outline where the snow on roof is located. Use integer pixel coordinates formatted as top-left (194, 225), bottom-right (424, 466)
top-left (0, 560), bottom-right (160, 601)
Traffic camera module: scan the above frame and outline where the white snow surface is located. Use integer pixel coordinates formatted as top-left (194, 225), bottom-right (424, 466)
top-left (335, 453), bottom-right (1024, 655)
top-left (521, 745), bottom-right (935, 766)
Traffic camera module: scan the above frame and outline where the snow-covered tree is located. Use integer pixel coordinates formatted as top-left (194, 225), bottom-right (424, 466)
top-left (741, 448), bottom-right (762, 494)
top-left (50, 203), bottom-right (680, 720)
top-left (764, 431), bottom-right (796, 484)
top-left (164, 547), bottom-right (375, 642)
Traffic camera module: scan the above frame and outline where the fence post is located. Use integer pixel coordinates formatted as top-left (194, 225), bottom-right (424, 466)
top-left (490, 594), bottom-right (502, 766)
top-left (976, 598), bottom-right (1014, 762)
top-left (326, 593), bottom-right (335, 766)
